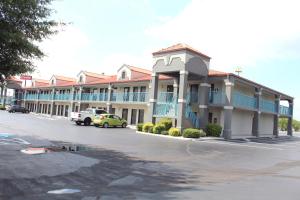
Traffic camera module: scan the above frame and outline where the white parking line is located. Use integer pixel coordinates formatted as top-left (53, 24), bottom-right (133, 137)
top-left (199, 140), bottom-right (284, 150)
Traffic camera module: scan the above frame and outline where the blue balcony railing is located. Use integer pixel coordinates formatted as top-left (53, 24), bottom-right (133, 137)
top-left (233, 91), bottom-right (257, 109)
top-left (39, 94), bottom-right (52, 101)
top-left (54, 93), bottom-right (71, 101)
top-left (0, 97), bottom-right (14, 105)
top-left (154, 102), bottom-right (178, 117)
top-left (209, 90), bottom-right (226, 105)
top-left (158, 92), bottom-right (177, 103)
top-left (279, 105), bottom-right (291, 116)
top-left (25, 94), bottom-right (38, 100)
top-left (260, 99), bottom-right (276, 113)
top-left (111, 92), bottom-right (148, 103)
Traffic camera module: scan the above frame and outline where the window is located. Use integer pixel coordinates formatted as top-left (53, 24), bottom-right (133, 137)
top-left (51, 79), bottom-right (55, 85)
top-left (138, 109), bottom-right (144, 123)
top-left (79, 75), bottom-right (83, 83)
top-left (208, 112), bottom-right (213, 124)
top-left (113, 115), bottom-right (120, 120)
top-left (121, 71), bottom-right (126, 79)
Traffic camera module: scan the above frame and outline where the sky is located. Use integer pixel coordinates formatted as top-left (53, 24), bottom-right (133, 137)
top-left (32, 0), bottom-right (300, 119)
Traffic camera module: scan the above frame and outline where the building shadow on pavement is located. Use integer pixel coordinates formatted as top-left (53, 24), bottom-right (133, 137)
top-left (0, 141), bottom-right (198, 200)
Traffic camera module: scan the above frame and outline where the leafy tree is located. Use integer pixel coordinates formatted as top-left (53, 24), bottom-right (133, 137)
top-left (0, 0), bottom-right (61, 80)
top-left (279, 118), bottom-right (300, 132)
top-left (279, 118), bottom-right (288, 131)
top-left (293, 120), bottom-right (300, 132)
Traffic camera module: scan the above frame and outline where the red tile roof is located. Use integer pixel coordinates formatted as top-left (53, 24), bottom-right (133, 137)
top-left (34, 79), bottom-right (49, 83)
top-left (83, 71), bottom-right (111, 79)
top-left (128, 66), bottom-right (152, 75)
top-left (208, 69), bottom-right (230, 76)
top-left (23, 68), bottom-right (232, 89)
top-left (54, 75), bottom-right (76, 82)
top-left (152, 43), bottom-right (211, 59)
top-left (7, 76), bottom-right (22, 83)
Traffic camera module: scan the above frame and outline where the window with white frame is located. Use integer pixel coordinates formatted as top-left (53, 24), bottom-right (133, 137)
top-left (121, 71), bottom-right (126, 79)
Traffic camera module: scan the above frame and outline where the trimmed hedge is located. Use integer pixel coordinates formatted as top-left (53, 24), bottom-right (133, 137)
top-left (0, 105), bottom-right (5, 110)
top-left (142, 122), bottom-right (154, 133)
top-left (161, 130), bottom-right (169, 135)
top-left (206, 124), bottom-right (222, 137)
top-left (183, 128), bottom-right (206, 138)
top-left (137, 123), bottom-right (143, 131)
top-left (168, 128), bottom-right (181, 137)
top-left (158, 118), bottom-right (172, 131)
top-left (153, 123), bottom-right (165, 134)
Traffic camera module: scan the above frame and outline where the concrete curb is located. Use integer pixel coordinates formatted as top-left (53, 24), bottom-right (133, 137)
top-left (136, 131), bottom-right (221, 141)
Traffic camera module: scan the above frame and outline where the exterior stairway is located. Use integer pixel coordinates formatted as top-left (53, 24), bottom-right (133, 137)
top-left (185, 94), bottom-right (200, 128)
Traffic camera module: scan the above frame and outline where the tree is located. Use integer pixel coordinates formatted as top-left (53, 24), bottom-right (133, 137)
top-left (279, 118), bottom-right (300, 132)
top-left (0, 0), bottom-right (61, 80)
top-left (293, 120), bottom-right (300, 132)
top-left (279, 118), bottom-right (288, 131)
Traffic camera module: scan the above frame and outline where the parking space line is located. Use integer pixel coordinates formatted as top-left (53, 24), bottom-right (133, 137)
top-left (198, 140), bottom-right (284, 150)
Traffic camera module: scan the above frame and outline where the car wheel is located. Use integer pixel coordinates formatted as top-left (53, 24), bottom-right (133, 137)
top-left (84, 118), bottom-right (91, 126)
top-left (76, 121), bottom-right (81, 125)
top-left (122, 123), bottom-right (127, 128)
top-left (103, 122), bottom-right (109, 128)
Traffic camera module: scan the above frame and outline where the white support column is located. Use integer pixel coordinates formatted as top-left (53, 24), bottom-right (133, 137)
top-left (273, 95), bottom-right (281, 137)
top-left (106, 84), bottom-right (112, 113)
top-left (252, 88), bottom-right (262, 137)
top-left (176, 70), bottom-right (188, 131)
top-left (198, 82), bottom-right (210, 129)
top-left (287, 100), bottom-right (294, 136)
top-left (223, 78), bottom-right (234, 140)
top-left (148, 73), bottom-right (159, 123)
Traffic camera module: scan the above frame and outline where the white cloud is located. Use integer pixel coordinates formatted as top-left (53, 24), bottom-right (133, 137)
top-left (34, 25), bottom-right (90, 79)
top-left (145, 0), bottom-right (300, 72)
top-left (99, 51), bottom-right (153, 75)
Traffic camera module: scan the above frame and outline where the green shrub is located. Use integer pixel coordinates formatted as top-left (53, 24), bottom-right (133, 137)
top-left (153, 124), bottom-right (165, 134)
top-left (183, 128), bottom-right (206, 138)
top-left (137, 123), bottom-right (143, 131)
top-left (142, 122), bottom-right (154, 133)
top-left (158, 118), bottom-right (172, 130)
top-left (206, 124), bottom-right (222, 137)
top-left (168, 128), bottom-right (181, 137)
top-left (161, 130), bottom-right (169, 135)
top-left (0, 105), bottom-right (5, 110)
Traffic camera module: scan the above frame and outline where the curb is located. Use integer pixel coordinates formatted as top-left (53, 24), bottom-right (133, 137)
top-left (136, 131), bottom-right (192, 140)
top-left (135, 131), bottom-right (221, 141)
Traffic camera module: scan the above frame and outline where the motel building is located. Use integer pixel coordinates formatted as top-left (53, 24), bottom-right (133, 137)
top-left (12, 44), bottom-right (294, 139)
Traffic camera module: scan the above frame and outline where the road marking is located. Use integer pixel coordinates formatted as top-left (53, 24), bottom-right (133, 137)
top-left (198, 140), bottom-right (284, 150)
top-left (35, 116), bottom-right (57, 121)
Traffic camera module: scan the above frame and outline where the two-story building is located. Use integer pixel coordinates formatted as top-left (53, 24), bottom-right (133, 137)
top-left (15, 43), bottom-right (294, 139)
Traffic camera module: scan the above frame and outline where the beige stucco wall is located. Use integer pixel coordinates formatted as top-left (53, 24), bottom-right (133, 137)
top-left (231, 109), bottom-right (254, 137)
top-left (234, 83), bottom-right (255, 96)
top-left (260, 113), bottom-right (274, 136)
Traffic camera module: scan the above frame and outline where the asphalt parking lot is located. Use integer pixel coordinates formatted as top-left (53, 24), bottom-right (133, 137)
top-left (1, 111), bottom-right (300, 199)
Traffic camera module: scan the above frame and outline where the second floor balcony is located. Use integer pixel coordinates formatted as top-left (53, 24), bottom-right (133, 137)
top-left (210, 90), bottom-right (282, 114)
top-left (111, 92), bottom-right (148, 103)
top-left (23, 92), bottom-right (148, 103)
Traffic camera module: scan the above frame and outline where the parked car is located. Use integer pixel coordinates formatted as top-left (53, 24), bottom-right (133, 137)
top-left (8, 105), bottom-right (29, 113)
top-left (93, 114), bottom-right (127, 128)
top-left (70, 108), bottom-right (107, 126)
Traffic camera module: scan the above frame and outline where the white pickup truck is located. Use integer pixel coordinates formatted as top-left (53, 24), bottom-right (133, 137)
top-left (70, 108), bottom-right (107, 126)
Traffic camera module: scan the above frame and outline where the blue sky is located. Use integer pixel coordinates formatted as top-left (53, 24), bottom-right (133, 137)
top-left (34, 0), bottom-right (300, 119)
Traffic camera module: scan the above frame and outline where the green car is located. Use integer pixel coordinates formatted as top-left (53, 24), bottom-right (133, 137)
top-left (93, 114), bottom-right (127, 128)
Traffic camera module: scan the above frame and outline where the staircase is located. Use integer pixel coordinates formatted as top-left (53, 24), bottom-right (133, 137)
top-left (185, 94), bottom-right (200, 128)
